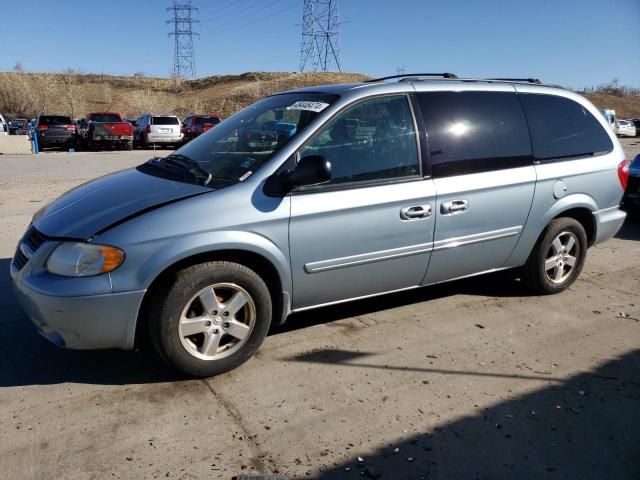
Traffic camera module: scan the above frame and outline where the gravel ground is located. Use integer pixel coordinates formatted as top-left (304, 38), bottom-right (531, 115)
top-left (0, 139), bottom-right (639, 479)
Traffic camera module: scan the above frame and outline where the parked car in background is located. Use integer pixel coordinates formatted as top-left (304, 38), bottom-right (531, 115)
top-left (262, 120), bottom-right (297, 139)
top-left (630, 118), bottom-right (640, 137)
top-left (10, 75), bottom-right (628, 377)
top-left (0, 113), bottom-right (7, 136)
top-left (33, 114), bottom-right (76, 150)
top-left (602, 109), bottom-right (618, 135)
top-left (77, 112), bottom-right (134, 150)
top-left (617, 120), bottom-right (636, 137)
top-left (623, 154), bottom-right (640, 212)
top-left (135, 114), bottom-right (183, 148)
top-left (8, 118), bottom-right (28, 135)
top-left (181, 114), bottom-right (222, 144)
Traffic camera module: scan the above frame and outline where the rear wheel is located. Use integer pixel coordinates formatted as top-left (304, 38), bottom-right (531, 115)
top-left (522, 217), bottom-right (587, 294)
top-left (149, 261), bottom-right (272, 377)
top-left (126, 140), bottom-right (133, 151)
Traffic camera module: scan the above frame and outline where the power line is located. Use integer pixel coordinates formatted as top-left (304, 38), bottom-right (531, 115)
top-left (167, 0), bottom-right (199, 78)
top-left (300, 0), bottom-right (342, 72)
top-left (199, 0), bottom-right (279, 24)
top-left (200, 0), bottom-right (284, 28)
top-left (209, 1), bottom-right (302, 36)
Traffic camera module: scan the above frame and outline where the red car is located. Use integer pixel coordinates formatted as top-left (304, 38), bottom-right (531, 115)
top-left (78, 112), bottom-right (134, 150)
top-left (181, 114), bottom-right (221, 143)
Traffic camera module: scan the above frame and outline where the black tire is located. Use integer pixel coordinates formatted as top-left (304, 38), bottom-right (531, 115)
top-left (126, 141), bottom-right (133, 151)
top-left (522, 217), bottom-right (588, 294)
top-left (148, 261), bottom-right (272, 377)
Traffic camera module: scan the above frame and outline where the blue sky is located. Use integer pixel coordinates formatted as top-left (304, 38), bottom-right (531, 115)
top-left (2, 0), bottom-right (639, 88)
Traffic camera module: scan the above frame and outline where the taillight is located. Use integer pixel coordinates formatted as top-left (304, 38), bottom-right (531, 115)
top-left (65, 124), bottom-right (76, 132)
top-left (146, 125), bottom-right (151, 134)
top-left (618, 159), bottom-right (630, 190)
top-left (36, 125), bottom-right (48, 131)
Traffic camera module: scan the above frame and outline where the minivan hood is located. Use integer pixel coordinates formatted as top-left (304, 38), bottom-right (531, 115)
top-left (33, 168), bottom-right (211, 238)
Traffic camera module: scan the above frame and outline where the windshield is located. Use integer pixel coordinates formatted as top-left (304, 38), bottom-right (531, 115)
top-left (166, 93), bottom-right (337, 184)
top-left (90, 114), bottom-right (122, 123)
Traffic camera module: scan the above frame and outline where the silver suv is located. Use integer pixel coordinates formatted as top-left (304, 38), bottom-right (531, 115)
top-left (11, 74), bottom-right (629, 377)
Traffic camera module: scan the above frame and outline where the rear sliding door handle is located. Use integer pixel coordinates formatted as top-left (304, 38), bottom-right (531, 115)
top-left (441, 199), bottom-right (469, 214)
top-left (400, 204), bottom-right (432, 220)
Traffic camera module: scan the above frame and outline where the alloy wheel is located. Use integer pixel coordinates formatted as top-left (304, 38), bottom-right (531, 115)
top-left (544, 231), bottom-right (580, 284)
top-left (178, 283), bottom-right (256, 361)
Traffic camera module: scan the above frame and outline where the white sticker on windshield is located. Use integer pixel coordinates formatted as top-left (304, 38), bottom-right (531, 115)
top-left (286, 101), bottom-right (330, 113)
top-left (239, 171), bottom-right (253, 182)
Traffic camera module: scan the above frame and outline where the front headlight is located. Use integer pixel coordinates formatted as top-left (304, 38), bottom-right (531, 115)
top-left (46, 242), bottom-right (125, 277)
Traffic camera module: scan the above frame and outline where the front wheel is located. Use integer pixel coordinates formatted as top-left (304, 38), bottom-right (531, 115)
top-left (149, 261), bottom-right (272, 377)
top-left (522, 217), bottom-right (587, 294)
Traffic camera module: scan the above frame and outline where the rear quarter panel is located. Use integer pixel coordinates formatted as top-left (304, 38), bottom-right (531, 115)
top-left (506, 86), bottom-right (626, 266)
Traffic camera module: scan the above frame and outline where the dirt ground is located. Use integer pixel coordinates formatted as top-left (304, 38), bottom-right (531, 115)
top-left (0, 139), bottom-right (639, 479)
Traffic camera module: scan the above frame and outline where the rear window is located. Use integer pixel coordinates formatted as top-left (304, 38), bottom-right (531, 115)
top-left (194, 116), bottom-right (221, 126)
top-left (90, 114), bottom-right (122, 123)
top-left (418, 91), bottom-right (532, 177)
top-left (39, 115), bottom-right (72, 125)
top-left (152, 116), bottom-right (180, 125)
top-left (519, 94), bottom-right (613, 161)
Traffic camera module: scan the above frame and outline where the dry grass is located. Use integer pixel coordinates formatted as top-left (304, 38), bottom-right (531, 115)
top-left (0, 71), bottom-right (369, 119)
top-left (584, 92), bottom-right (640, 119)
top-left (1, 71), bottom-right (638, 120)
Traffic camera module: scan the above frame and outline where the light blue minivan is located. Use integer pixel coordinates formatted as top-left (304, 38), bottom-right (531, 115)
top-left (11, 74), bottom-right (629, 376)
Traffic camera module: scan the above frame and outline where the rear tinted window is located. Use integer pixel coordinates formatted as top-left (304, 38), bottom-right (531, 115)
top-left (418, 91), bottom-right (532, 177)
top-left (194, 116), bottom-right (220, 126)
top-left (90, 114), bottom-right (121, 123)
top-left (152, 116), bottom-right (180, 125)
top-left (519, 94), bottom-right (613, 160)
top-left (39, 115), bottom-right (72, 125)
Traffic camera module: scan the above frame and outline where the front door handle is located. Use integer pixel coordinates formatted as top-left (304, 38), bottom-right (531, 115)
top-left (400, 204), bottom-right (432, 220)
top-left (441, 199), bottom-right (469, 214)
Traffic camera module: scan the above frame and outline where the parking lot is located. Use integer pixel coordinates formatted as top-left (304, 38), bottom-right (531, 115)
top-left (1, 139), bottom-right (639, 479)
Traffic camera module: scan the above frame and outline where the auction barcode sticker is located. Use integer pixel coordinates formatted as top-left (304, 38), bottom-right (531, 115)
top-left (286, 101), bottom-right (330, 113)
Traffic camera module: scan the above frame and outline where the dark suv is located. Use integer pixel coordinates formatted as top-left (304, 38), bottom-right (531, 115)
top-left (34, 114), bottom-right (76, 150)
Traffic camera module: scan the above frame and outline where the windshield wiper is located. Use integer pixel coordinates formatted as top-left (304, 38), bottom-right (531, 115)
top-left (164, 154), bottom-right (213, 186)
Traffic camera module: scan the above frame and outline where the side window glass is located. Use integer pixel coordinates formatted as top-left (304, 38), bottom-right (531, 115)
top-left (519, 94), bottom-right (613, 160)
top-left (418, 91), bottom-right (532, 177)
top-left (300, 95), bottom-right (420, 185)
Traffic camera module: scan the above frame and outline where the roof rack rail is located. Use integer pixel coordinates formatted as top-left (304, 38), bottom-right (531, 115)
top-left (365, 73), bottom-right (458, 83)
top-left (485, 78), bottom-right (542, 84)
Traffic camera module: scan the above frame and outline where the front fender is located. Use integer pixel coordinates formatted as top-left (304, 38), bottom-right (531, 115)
top-left (108, 229), bottom-right (292, 298)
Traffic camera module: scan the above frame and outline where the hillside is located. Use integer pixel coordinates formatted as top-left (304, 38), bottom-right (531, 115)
top-left (0, 71), bottom-right (639, 119)
top-left (0, 71), bottom-right (369, 119)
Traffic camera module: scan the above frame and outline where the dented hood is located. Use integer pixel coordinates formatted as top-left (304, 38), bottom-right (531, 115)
top-left (33, 168), bottom-right (211, 239)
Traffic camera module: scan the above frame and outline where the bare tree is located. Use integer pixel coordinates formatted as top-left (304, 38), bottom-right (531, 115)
top-left (62, 68), bottom-right (84, 118)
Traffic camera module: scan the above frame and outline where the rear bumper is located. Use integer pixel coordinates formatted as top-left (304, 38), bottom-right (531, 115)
top-left (593, 206), bottom-right (626, 245)
top-left (92, 135), bottom-right (133, 143)
top-left (623, 192), bottom-right (640, 210)
top-left (147, 134), bottom-right (183, 143)
top-left (39, 133), bottom-right (74, 147)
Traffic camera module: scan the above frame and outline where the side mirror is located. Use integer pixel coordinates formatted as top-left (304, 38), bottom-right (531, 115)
top-left (264, 155), bottom-right (332, 196)
top-left (281, 155), bottom-right (331, 190)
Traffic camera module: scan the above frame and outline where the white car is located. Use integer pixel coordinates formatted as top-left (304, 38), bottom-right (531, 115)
top-left (135, 114), bottom-right (184, 148)
top-left (617, 119), bottom-right (637, 137)
top-left (0, 113), bottom-right (8, 136)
